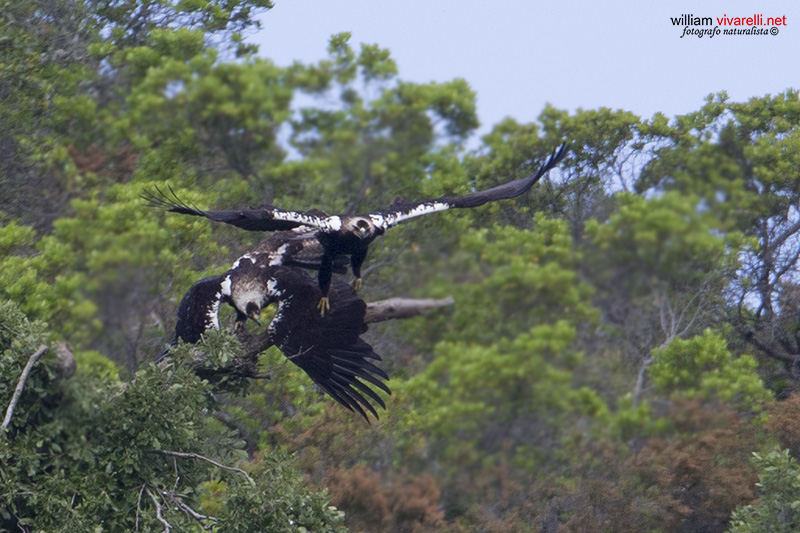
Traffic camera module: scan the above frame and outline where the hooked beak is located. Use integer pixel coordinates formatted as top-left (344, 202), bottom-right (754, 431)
top-left (245, 302), bottom-right (262, 325)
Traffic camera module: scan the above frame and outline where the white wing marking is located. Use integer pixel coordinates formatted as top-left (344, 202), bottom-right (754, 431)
top-left (368, 213), bottom-right (387, 229)
top-left (266, 278), bottom-right (284, 298)
top-left (231, 254), bottom-right (255, 269)
top-left (206, 292), bottom-right (223, 331)
top-left (381, 201), bottom-right (452, 227)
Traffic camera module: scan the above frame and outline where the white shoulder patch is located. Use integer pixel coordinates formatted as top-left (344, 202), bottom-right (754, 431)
top-left (232, 254), bottom-right (255, 269)
top-left (220, 275), bottom-right (232, 296)
top-left (326, 216), bottom-right (342, 231)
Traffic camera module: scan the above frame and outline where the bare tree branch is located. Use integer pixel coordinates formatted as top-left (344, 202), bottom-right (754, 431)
top-left (149, 449), bottom-right (255, 486)
top-left (365, 296), bottom-right (455, 323)
top-left (169, 496), bottom-right (216, 530)
top-left (145, 486), bottom-right (172, 533)
top-left (632, 356), bottom-right (654, 408)
top-left (2, 344), bottom-right (48, 430)
top-left (135, 484), bottom-right (146, 531)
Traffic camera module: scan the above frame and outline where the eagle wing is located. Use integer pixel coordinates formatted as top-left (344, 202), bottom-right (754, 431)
top-left (141, 185), bottom-right (330, 232)
top-left (245, 229), bottom-right (349, 273)
top-left (156, 275), bottom-right (227, 362)
top-left (269, 270), bottom-right (390, 420)
top-left (369, 143), bottom-right (567, 228)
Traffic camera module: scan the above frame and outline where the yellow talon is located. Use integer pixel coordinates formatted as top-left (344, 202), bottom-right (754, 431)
top-left (352, 278), bottom-right (362, 291)
top-left (317, 296), bottom-right (330, 316)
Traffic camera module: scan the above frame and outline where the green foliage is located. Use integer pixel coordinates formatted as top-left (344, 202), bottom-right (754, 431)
top-left (424, 217), bottom-right (594, 345)
top-left (650, 330), bottom-right (772, 411)
top-left (0, 222), bottom-right (97, 341)
top-left (0, 301), bottom-right (346, 531)
top-left (209, 451), bottom-right (347, 533)
top-left (401, 320), bottom-right (604, 438)
top-left (729, 448), bottom-right (800, 533)
top-left (587, 191), bottom-right (743, 292)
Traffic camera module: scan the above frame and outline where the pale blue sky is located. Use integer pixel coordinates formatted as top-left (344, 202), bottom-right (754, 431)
top-left (251, 0), bottom-right (799, 140)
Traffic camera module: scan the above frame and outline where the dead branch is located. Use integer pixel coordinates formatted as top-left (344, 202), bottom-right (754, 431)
top-left (169, 496), bottom-right (216, 530)
top-left (365, 296), bottom-right (455, 323)
top-left (135, 484), bottom-right (146, 530)
top-left (149, 449), bottom-right (255, 486)
top-left (2, 344), bottom-right (48, 430)
top-left (145, 486), bottom-right (172, 533)
top-left (632, 356), bottom-right (654, 408)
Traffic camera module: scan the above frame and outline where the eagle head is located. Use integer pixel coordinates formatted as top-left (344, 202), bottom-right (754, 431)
top-left (346, 217), bottom-right (376, 240)
top-left (230, 280), bottom-right (267, 325)
top-left (244, 301), bottom-right (262, 325)
top-left (227, 261), bottom-right (269, 326)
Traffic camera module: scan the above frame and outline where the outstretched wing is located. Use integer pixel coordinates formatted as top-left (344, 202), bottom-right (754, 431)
top-left (141, 185), bottom-right (330, 232)
top-left (370, 143), bottom-right (568, 228)
top-left (269, 271), bottom-right (390, 420)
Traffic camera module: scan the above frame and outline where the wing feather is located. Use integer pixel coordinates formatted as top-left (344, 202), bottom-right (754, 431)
top-left (141, 185), bottom-right (327, 232)
top-left (372, 143), bottom-right (567, 228)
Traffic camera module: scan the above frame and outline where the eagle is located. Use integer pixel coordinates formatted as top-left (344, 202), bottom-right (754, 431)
top-left (160, 253), bottom-right (390, 420)
top-left (143, 143), bottom-right (567, 314)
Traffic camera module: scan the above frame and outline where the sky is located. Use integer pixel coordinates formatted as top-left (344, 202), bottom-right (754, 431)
top-left (250, 0), bottom-right (799, 142)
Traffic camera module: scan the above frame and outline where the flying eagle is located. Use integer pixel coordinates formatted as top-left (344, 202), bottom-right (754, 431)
top-left (161, 257), bottom-right (390, 420)
top-left (143, 143), bottom-right (567, 313)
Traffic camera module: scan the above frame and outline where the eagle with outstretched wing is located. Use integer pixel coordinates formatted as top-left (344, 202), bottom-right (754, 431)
top-left (161, 258), bottom-right (390, 420)
top-left (143, 143), bottom-right (567, 313)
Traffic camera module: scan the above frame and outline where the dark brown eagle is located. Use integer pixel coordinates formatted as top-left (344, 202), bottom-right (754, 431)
top-left (159, 236), bottom-right (389, 420)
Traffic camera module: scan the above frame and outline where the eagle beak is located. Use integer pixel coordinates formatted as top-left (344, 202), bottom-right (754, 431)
top-left (246, 303), bottom-right (262, 325)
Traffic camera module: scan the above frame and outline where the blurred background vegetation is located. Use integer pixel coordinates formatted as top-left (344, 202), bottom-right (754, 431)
top-left (3, 1), bottom-right (800, 531)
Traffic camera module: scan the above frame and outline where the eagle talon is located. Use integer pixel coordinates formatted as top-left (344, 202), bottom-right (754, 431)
top-left (352, 278), bottom-right (362, 291)
top-left (317, 296), bottom-right (330, 316)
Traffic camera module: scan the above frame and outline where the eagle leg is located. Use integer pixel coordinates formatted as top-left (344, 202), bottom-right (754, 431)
top-left (317, 253), bottom-right (335, 316)
top-left (317, 296), bottom-right (331, 316)
top-left (350, 247), bottom-right (368, 292)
